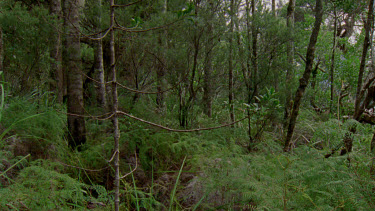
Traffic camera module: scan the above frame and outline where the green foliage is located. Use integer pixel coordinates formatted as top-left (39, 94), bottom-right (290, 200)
top-left (0, 0), bottom-right (56, 93)
top-left (0, 161), bottom-right (108, 210)
top-left (1, 96), bottom-right (68, 158)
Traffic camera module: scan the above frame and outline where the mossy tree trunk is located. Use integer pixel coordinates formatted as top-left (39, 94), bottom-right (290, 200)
top-left (284, 0), bottom-right (323, 152)
top-left (354, 0), bottom-right (374, 120)
top-left (49, 0), bottom-right (63, 104)
top-left (283, 0), bottom-right (294, 130)
top-left (228, 0), bottom-right (235, 126)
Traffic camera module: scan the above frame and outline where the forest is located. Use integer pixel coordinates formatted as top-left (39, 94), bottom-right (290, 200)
top-left (2, 0), bottom-right (375, 210)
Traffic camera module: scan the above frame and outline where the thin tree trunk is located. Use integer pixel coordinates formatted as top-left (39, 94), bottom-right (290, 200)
top-left (330, 5), bottom-right (337, 113)
top-left (251, 0), bottom-right (258, 100)
top-left (109, 0), bottom-right (120, 210)
top-left (0, 27), bottom-right (3, 74)
top-left (156, 0), bottom-right (167, 112)
top-left (93, 0), bottom-right (107, 108)
top-left (245, 0), bottom-right (254, 144)
top-left (228, 0), bottom-right (235, 126)
top-left (49, 0), bottom-right (63, 104)
top-left (203, 25), bottom-right (213, 117)
top-left (354, 0), bottom-right (374, 120)
top-left (284, 0), bottom-right (323, 152)
top-left (272, 0), bottom-right (276, 16)
top-left (283, 0), bottom-right (295, 130)
top-left (63, 0), bottom-right (86, 149)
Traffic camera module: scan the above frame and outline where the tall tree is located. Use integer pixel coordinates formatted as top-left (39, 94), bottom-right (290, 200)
top-left (283, 0), bottom-right (295, 129)
top-left (109, 1), bottom-right (120, 210)
top-left (203, 0), bottom-right (215, 117)
top-left (49, 0), bottom-right (63, 104)
top-left (251, 0), bottom-right (259, 101)
top-left (62, 0), bottom-right (86, 149)
top-left (284, 0), bottom-right (324, 152)
top-left (156, 0), bottom-right (168, 112)
top-left (330, 3), bottom-right (337, 113)
top-left (92, 0), bottom-right (107, 108)
top-left (228, 0), bottom-right (235, 125)
top-left (354, 0), bottom-right (374, 120)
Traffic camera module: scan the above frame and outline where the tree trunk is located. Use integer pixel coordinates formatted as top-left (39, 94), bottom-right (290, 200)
top-left (203, 1), bottom-right (214, 117)
top-left (283, 0), bottom-right (295, 130)
top-left (251, 0), bottom-right (258, 101)
top-left (228, 0), bottom-right (235, 126)
top-left (49, 0), bottom-right (63, 104)
top-left (93, 0), bottom-right (107, 108)
top-left (284, 0), bottom-right (323, 152)
top-left (63, 0), bottom-right (86, 149)
top-left (156, 0), bottom-right (167, 112)
top-left (109, 0), bottom-right (120, 210)
top-left (272, 0), bottom-right (276, 16)
top-left (330, 5), bottom-right (337, 113)
top-left (0, 27), bottom-right (3, 74)
top-left (354, 0), bottom-right (374, 120)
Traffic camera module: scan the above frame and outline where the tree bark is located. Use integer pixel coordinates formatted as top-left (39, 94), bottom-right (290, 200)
top-left (156, 0), bottom-right (167, 112)
top-left (49, 0), bottom-right (63, 104)
top-left (283, 0), bottom-right (295, 129)
top-left (251, 0), bottom-right (258, 101)
top-left (0, 27), bottom-right (3, 75)
top-left (284, 0), bottom-right (323, 152)
top-left (228, 0), bottom-right (235, 126)
top-left (330, 5), bottom-right (337, 113)
top-left (203, 1), bottom-right (214, 117)
top-left (63, 0), bottom-right (86, 149)
top-left (109, 0), bottom-right (120, 210)
top-left (93, 0), bottom-right (107, 108)
top-left (354, 0), bottom-right (374, 120)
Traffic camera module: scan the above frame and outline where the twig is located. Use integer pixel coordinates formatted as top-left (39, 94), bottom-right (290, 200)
top-left (56, 110), bottom-right (115, 121)
top-left (120, 151), bottom-right (138, 179)
top-left (296, 52), bottom-right (326, 73)
top-left (108, 150), bottom-right (119, 163)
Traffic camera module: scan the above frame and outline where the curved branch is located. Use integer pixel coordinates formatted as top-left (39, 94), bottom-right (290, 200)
top-left (118, 111), bottom-right (248, 132)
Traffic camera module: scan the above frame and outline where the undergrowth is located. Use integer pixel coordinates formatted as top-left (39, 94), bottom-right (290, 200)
top-left (2, 96), bottom-right (375, 210)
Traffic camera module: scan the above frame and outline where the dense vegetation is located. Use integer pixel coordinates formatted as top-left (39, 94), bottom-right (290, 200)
top-left (2, 0), bottom-right (375, 210)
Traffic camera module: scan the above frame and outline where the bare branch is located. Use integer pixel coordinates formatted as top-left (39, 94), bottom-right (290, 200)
top-left (117, 110), bottom-right (248, 132)
top-left (120, 151), bottom-right (138, 179)
top-left (112, 0), bottom-right (142, 8)
top-left (296, 52), bottom-right (326, 73)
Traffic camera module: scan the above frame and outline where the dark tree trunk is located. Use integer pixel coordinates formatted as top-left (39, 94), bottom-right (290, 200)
top-left (354, 0), bottom-right (374, 120)
top-left (330, 5), bottom-right (337, 113)
top-left (284, 0), bottom-right (323, 152)
top-left (228, 0), bottom-right (235, 126)
top-left (203, 2), bottom-right (214, 117)
top-left (0, 27), bottom-right (3, 75)
top-left (49, 0), bottom-right (63, 104)
top-left (156, 0), bottom-right (167, 112)
top-left (283, 0), bottom-right (295, 130)
top-left (63, 0), bottom-right (86, 149)
top-left (251, 0), bottom-right (258, 101)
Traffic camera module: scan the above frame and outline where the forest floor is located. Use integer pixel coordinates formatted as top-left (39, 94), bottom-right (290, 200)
top-left (1, 97), bottom-right (375, 210)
